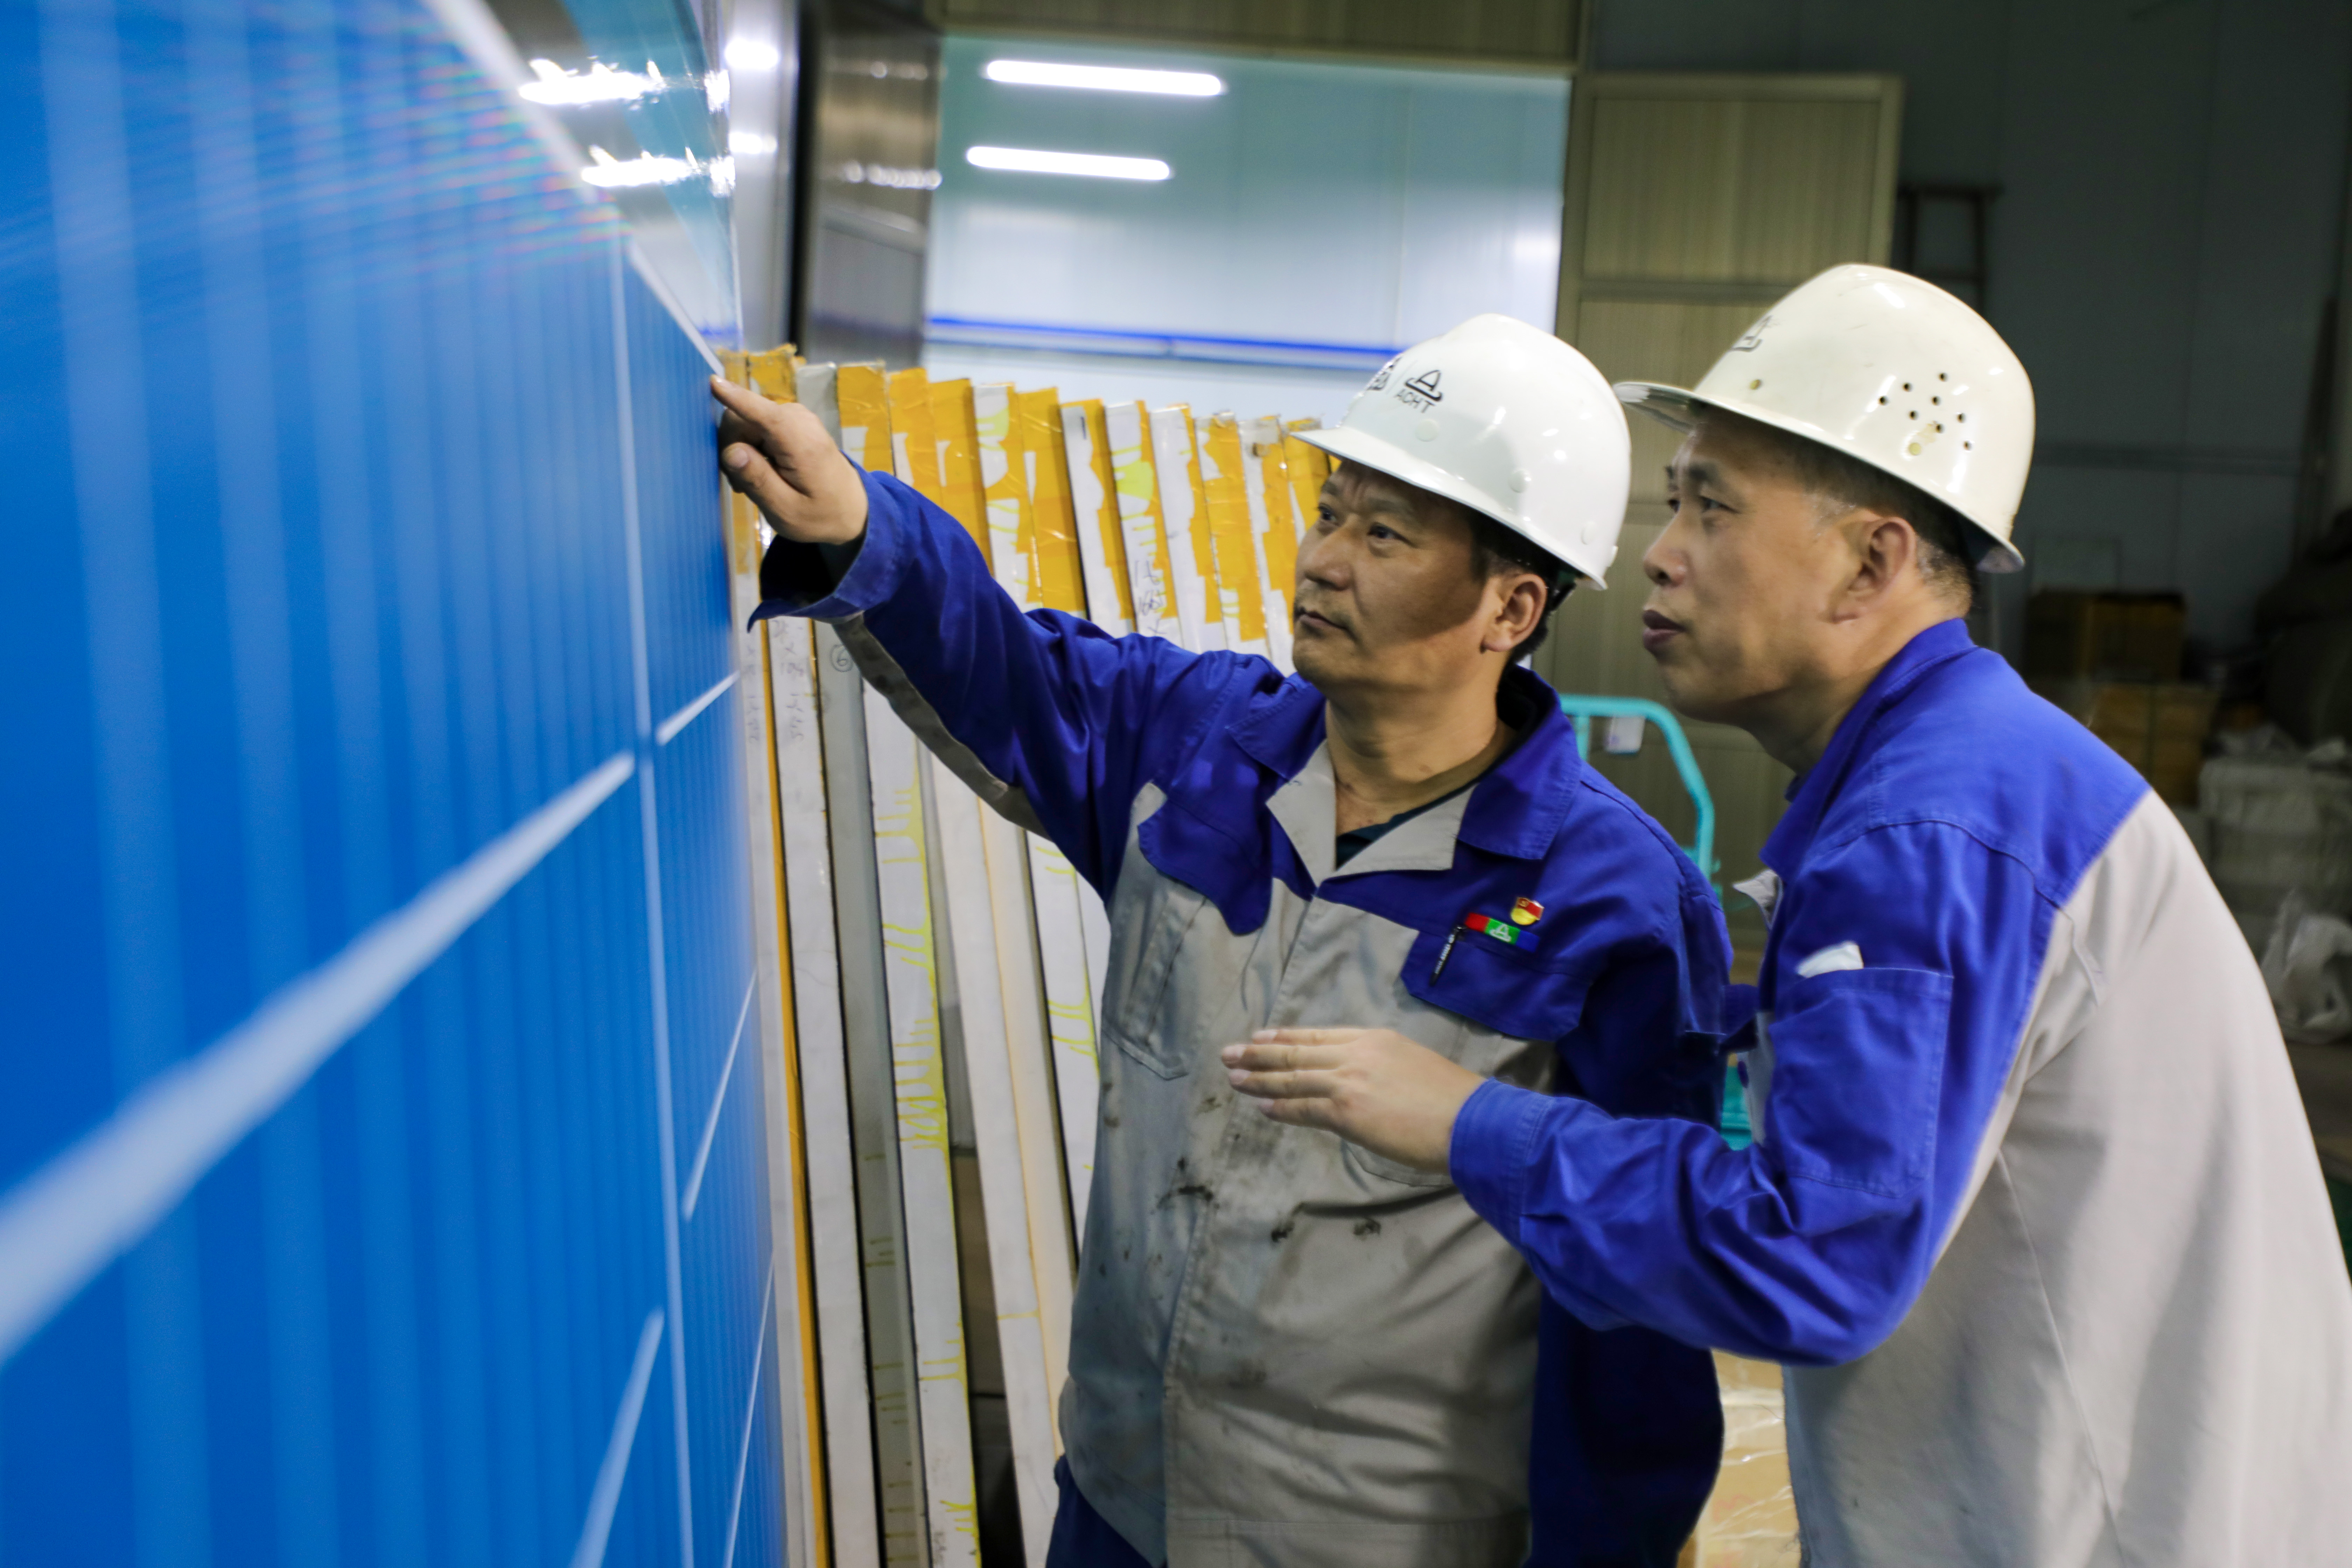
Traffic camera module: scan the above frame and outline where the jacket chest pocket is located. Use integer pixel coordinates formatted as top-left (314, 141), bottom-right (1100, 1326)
top-left (1103, 879), bottom-right (1214, 1079)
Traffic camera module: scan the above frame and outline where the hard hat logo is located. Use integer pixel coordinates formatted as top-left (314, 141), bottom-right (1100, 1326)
top-left (1399, 369), bottom-right (1446, 410)
top-left (1290, 313), bottom-right (1632, 588)
top-left (1731, 314), bottom-right (1772, 353)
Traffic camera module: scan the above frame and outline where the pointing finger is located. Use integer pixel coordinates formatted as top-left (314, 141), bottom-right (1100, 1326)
top-left (1251, 1027), bottom-right (1366, 1046)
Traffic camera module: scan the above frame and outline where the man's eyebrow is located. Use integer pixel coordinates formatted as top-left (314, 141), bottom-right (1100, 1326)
top-left (1323, 480), bottom-right (1422, 525)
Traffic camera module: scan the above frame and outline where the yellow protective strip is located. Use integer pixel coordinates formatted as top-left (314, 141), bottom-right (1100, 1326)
top-left (836, 363), bottom-right (895, 476)
top-left (1059, 400), bottom-right (1134, 631)
top-left (929, 377), bottom-right (990, 556)
top-left (1105, 401), bottom-right (1176, 639)
top-left (1282, 418), bottom-right (1332, 540)
top-left (1017, 389), bottom-right (1087, 617)
top-left (1244, 415), bottom-right (1301, 662)
top-left (887, 367), bottom-right (944, 503)
top-left (1198, 412), bottom-right (1267, 653)
top-left (972, 383), bottom-right (1035, 607)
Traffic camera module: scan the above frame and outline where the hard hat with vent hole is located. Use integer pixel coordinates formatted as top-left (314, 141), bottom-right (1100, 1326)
top-left (1614, 263), bottom-right (2033, 572)
top-left (1291, 313), bottom-right (1632, 587)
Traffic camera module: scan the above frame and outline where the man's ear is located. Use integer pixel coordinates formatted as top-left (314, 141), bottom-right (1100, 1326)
top-left (1832, 512), bottom-right (1920, 622)
top-left (1482, 572), bottom-right (1548, 655)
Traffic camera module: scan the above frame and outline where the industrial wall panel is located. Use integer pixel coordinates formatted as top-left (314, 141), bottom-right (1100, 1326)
top-left (0, 1), bottom-right (780, 1565)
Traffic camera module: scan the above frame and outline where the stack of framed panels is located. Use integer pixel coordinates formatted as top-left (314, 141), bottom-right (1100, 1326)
top-left (727, 354), bottom-right (1328, 1566)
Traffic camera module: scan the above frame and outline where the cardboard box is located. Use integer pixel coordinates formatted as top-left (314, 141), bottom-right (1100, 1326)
top-left (2033, 679), bottom-right (2218, 804)
top-left (2025, 591), bottom-right (2187, 682)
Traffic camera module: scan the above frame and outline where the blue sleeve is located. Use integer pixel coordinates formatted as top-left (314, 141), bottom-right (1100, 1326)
top-left (1451, 823), bottom-right (2048, 1365)
top-left (1550, 867), bottom-right (1736, 1127)
top-left (752, 470), bottom-right (1272, 895)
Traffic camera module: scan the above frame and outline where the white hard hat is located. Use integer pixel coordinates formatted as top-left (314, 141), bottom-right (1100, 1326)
top-left (1615, 264), bottom-right (2033, 573)
top-left (1292, 313), bottom-right (1632, 586)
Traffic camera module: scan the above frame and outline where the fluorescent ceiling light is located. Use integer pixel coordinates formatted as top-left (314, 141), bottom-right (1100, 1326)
top-left (729, 130), bottom-right (777, 156)
top-left (518, 58), bottom-right (657, 105)
top-left (983, 59), bottom-right (1223, 96)
top-left (965, 146), bottom-right (1170, 181)
top-left (724, 38), bottom-right (781, 72)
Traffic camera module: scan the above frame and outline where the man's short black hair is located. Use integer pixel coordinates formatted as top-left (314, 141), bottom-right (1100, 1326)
top-left (1465, 509), bottom-right (1577, 663)
top-left (1726, 413), bottom-right (1984, 610)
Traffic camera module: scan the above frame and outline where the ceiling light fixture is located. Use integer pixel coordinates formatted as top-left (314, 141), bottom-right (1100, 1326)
top-left (965, 145), bottom-right (1171, 181)
top-left (982, 59), bottom-right (1223, 96)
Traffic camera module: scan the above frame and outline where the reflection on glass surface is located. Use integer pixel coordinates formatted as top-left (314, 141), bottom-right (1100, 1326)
top-left (484, 0), bottom-right (740, 342)
top-left (519, 57), bottom-right (658, 104)
top-left (583, 145), bottom-right (712, 188)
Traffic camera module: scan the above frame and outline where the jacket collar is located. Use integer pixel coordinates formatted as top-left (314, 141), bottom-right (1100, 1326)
top-left (1231, 664), bottom-right (1583, 871)
top-left (1762, 617), bottom-right (1977, 875)
top-left (1458, 665), bottom-right (1583, 862)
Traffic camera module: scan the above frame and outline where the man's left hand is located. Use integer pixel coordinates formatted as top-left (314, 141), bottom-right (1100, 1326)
top-left (1222, 1028), bottom-right (1483, 1175)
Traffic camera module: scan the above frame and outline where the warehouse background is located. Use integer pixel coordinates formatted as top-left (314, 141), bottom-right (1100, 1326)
top-left (1593, 0), bottom-right (2352, 661)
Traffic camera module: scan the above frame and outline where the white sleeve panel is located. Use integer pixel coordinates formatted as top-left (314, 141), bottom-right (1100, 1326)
top-left (1787, 792), bottom-right (2352, 1567)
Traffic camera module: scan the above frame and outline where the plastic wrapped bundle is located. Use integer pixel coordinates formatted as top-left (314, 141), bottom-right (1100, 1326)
top-left (1689, 1354), bottom-right (1800, 1565)
top-left (2201, 739), bottom-right (2352, 948)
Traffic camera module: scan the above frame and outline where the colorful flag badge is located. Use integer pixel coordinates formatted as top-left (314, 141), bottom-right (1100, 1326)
top-left (1433, 906), bottom-right (1542, 979)
top-left (1464, 912), bottom-right (1536, 951)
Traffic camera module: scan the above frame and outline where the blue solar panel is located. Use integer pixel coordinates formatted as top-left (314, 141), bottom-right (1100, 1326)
top-left (0, 0), bottom-right (781, 1563)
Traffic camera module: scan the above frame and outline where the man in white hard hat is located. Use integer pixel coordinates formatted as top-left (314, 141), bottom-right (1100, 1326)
top-left (1228, 265), bottom-right (2352, 1562)
top-left (710, 314), bottom-right (1737, 1566)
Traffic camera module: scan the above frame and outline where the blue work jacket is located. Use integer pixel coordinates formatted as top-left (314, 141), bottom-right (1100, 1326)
top-left (1450, 617), bottom-right (2352, 1563)
top-left (756, 470), bottom-right (1735, 1566)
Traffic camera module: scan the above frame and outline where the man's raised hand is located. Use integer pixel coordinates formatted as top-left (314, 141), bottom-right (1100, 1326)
top-left (1221, 1027), bottom-right (1484, 1176)
top-left (710, 377), bottom-right (870, 546)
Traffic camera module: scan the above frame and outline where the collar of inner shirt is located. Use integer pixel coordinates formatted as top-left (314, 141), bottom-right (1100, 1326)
top-left (1332, 680), bottom-right (1540, 867)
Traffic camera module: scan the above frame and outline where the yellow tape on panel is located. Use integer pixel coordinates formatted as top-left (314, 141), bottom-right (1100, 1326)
top-left (1059, 400), bottom-right (1134, 635)
top-left (1148, 405), bottom-right (1219, 652)
top-left (1017, 389), bottom-right (1088, 618)
top-left (1105, 401), bottom-right (1178, 643)
top-left (930, 376), bottom-right (990, 554)
top-left (1198, 413), bottom-right (1269, 658)
top-left (1282, 418), bottom-right (1331, 538)
top-left (838, 363), bottom-right (895, 477)
top-left (887, 367), bottom-right (945, 504)
top-left (1241, 416), bottom-right (1302, 670)
top-left (973, 383), bottom-right (1037, 606)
